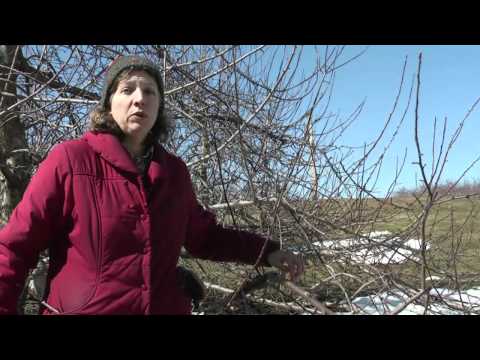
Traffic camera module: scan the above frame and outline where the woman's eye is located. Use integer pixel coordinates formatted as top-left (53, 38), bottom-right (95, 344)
top-left (121, 87), bottom-right (132, 94)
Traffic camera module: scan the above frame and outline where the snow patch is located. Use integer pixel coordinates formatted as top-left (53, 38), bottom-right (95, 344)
top-left (348, 287), bottom-right (480, 315)
top-left (311, 231), bottom-right (429, 265)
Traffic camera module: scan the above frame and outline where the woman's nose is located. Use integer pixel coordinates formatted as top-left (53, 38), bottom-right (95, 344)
top-left (132, 88), bottom-right (145, 105)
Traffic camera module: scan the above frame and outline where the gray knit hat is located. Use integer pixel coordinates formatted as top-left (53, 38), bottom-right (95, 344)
top-left (99, 55), bottom-right (164, 109)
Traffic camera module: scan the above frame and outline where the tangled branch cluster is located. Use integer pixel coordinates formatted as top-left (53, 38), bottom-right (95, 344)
top-left (2, 45), bottom-right (480, 315)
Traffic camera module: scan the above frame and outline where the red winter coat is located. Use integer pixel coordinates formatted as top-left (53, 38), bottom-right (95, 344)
top-left (0, 131), bottom-right (279, 314)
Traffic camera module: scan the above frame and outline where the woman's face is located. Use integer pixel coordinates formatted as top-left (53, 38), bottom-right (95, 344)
top-left (109, 70), bottom-right (160, 145)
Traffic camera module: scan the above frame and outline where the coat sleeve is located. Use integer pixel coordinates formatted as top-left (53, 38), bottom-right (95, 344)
top-left (0, 144), bottom-right (72, 314)
top-left (181, 163), bottom-right (280, 266)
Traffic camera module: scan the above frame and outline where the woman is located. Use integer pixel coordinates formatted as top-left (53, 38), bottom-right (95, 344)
top-left (0, 55), bottom-right (304, 315)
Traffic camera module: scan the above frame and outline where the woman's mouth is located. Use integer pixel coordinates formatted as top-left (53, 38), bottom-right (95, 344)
top-left (130, 112), bottom-right (146, 119)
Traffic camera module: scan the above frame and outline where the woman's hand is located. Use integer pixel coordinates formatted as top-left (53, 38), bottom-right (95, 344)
top-left (267, 249), bottom-right (305, 282)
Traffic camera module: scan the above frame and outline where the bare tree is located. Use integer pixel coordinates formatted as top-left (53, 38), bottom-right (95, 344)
top-left (2, 45), bottom-right (479, 315)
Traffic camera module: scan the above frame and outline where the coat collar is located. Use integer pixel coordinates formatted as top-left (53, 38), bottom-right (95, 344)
top-left (148, 145), bottom-right (168, 183)
top-left (83, 131), bottom-right (167, 182)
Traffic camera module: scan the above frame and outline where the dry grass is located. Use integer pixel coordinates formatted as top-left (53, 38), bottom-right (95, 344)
top-left (183, 194), bottom-right (480, 314)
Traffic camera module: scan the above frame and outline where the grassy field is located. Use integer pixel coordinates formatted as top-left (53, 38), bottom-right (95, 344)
top-left (182, 195), bottom-right (480, 313)
top-left (379, 196), bottom-right (480, 274)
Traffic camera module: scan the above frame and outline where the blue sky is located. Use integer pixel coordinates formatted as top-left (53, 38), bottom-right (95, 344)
top-left (303, 45), bottom-right (480, 196)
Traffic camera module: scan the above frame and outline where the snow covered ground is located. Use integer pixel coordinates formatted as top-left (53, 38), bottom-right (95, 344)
top-left (310, 230), bottom-right (430, 265)
top-left (348, 287), bottom-right (480, 315)
top-left (293, 231), bottom-right (480, 315)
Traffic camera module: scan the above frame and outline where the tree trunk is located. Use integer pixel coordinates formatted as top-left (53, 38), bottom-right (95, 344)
top-left (0, 45), bottom-right (31, 224)
top-left (0, 45), bottom-right (36, 313)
